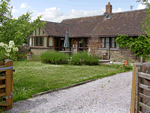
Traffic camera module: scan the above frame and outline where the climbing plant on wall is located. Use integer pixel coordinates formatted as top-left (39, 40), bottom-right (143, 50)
top-left (115, 35), bottom-right (150, 61)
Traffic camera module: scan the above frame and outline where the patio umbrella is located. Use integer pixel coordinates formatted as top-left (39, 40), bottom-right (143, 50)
top-left (64, 31), bottom-right (69, 48)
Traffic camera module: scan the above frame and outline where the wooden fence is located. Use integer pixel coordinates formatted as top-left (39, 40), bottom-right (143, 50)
top-left (130, 63), bottom-right (150, 113)
top-left (0, 59), bottom-right (14, 111)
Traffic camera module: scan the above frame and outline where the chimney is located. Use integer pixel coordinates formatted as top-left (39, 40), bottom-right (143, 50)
top-left (106, 2), bottom-right (112, 16)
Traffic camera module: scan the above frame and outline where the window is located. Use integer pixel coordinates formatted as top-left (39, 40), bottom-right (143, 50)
top-left (40, 28), bottom-right (43, 35)
top-left (102, 38), bottom-right (105, 47)
top-left (44, 37), bottom-right (47, 47)
top-left (71, 39), bottom-right (76, 47)
top-left (49, 37), bottom-right (53, 46)
top-left (36, 28), bottom-right (39, 35)
top-left (40, 37), bottom-right (43, 46)
top-left (29, 37), bottom-right (32, 46)
top-left (101, 37), bottom-right (119, 48)
top-left (33, 37), bottom-right (34, 46)
top-left (84, 39), bottom-right (88, 47)
top-left (106, 38), bottom-right (109, 48)
top-left (79, 38), bottom-right (83, 47)
top-left (36, 37), bottom-right (38, 46)
top-left (111, 38), bottom-right (115, 48)
top-left (78, 38), bottom-right (89, 52)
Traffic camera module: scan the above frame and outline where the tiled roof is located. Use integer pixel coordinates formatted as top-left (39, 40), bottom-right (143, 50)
top-left (40, 20), bottom-right (70, 37)
top-left (61, 9), bottom-right (147, 37)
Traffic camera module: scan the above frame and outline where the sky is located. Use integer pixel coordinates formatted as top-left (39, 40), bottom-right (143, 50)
top-left (8, 0), bottom-right (149, 23)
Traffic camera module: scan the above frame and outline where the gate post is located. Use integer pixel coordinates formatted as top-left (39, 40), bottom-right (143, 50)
top-left (130, 64), bottom-right (136, 113)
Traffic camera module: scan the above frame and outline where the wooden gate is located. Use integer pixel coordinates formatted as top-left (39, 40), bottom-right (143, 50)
top-left (0, 59), bottom-right (14, 111)
top-left (130, 63), bottom-right (150, 113)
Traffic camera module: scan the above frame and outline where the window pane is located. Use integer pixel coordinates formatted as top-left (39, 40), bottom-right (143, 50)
top-left (36, 28), bottom-right (39, 35)
top-left (116, 43), bottom-right (119, 48)
top-left (102, 38), bottom-right (104, 42)
top-left (36, 37), bottom-right (38, 46)
top-left (40, 37), bottom-right (43, 46)
top-left (84, 39), bottom-right (88, 47)
top-left (44, 37), bottom-right (47, 47)
top-left (102, 42), bottom-right (104, 47)
top-left (29, 37), bottom-right (32, 46)
top-left (112, 43), bottom-right (114, 48)
top-left (112, 38), bottom-right (115, 42)
top-left (40, 28), bottom-right (43, 35)
top-left (106, 43), bottom-right (109, 48)
top-left (49, 37), bottom-right (53, 46)
top-left (33, 30), bottom-right (35, 36)
top-left (106, 38), bottom-right (109, 42)
top-left (33, 37), bottom-right (34, 46)
top-left (79, 39), bottom-right (83, 47)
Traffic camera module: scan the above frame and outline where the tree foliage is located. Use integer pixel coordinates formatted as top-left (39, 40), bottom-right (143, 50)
top-left (0, 0), bottom-right (46, 46)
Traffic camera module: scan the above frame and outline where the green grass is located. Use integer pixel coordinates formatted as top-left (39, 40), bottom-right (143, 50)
top-left (10, 60), bottom-right (132, 103)
top-left (0, 60), bottom-right (132, 112)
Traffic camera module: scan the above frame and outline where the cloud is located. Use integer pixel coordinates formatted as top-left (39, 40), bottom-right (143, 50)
top-left (137, 3), bottom-right (147, 9)
top-left (21, 3), bottom-right (32, 9)
top-left (137, 0), bottom-right (150, 9)
top-left (12, 9), bottom-right (19, 13)
top-left (32, 7), bottom-right (123, 23)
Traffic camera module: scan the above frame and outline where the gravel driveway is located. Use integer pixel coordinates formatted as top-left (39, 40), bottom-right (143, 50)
top-left (6, 71), bottom-right (132, 113)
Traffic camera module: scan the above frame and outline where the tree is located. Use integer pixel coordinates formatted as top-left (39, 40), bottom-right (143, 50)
top-left (0, 0), bottom-right (46, 46)
top-left (135, 0), bottom-right (150, 62)
top-left (136, 0), bottom-right (150, 37)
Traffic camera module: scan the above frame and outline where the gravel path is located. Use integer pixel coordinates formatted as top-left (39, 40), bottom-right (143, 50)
top-left (6, 71), bottom-right (132, 113)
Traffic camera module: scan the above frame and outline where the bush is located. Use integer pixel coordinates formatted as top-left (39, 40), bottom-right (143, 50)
top-left (71, 51), bottom-right (99, 65)
top-left (41, 50), bottom-right (69, 64)
top-left (15, 53), bottom-right (27, 61)
top-left (32, 54), bottom-right (41, 61)
top-left (71, 52), bottom-right (82, 65)
top-left (14, 44), bottom-right (30, 61)
top-left (81, 51), bottom-right (99, 65)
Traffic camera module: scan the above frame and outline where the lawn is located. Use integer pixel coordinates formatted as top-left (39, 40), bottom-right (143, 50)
top-left (12, 60), bottom-right (132, 102)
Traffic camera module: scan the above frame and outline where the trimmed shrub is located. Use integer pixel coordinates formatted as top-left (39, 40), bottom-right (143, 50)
top-left (32, 54), bottom-right (41, 61)
top-left (71, 52), bottom-right (82, 65)
top-left (71, 51), bottom-right (99, 65)
top-left (41, 50), bottom-right (69, 64)
top-left (81, 51), bottom-right (99, 65)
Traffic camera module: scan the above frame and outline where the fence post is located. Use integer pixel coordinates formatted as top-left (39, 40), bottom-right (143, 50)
top-left (130, 64), bottom-right (137, 113)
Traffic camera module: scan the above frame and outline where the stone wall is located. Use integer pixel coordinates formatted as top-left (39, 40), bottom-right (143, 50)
top-left (31, 48), bottom-right (55, 55)
top-left (110, 49), bottom-right (139, 62)
top-left (94, 48), bottom-right (140, 63)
